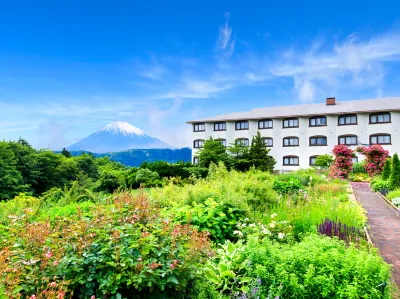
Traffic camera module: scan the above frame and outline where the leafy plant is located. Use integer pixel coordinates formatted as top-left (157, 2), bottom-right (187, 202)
top-left (314, 154), bottom-right (334, 169)
top-left (356, 145), bottom-right (389, 177)
top-left (387, 189), bottom-right (400, 200)
top-left (370, 178), bottom-right (389, 192)
top-left (204, 240), bottom-right (251, 295)
top-left (272, 179), bottom-right (302, 195)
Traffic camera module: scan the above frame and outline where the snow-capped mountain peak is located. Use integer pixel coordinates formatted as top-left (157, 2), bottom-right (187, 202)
top-left (101, 121), bottom-right (145, 136)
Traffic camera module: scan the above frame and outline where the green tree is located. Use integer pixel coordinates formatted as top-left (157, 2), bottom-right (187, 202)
top-left (96, 172), bottom-right (125, 193)
top-left (382, 158), bottom-right (392, 180)
top-left (389, 154), bottom-right (400, 190)
top-left (7, 138), bottom-right (39, 192)
top-left (228, 141), bottom-right (250, 172)
top-left (61, 147), bottom-right (72, 158)
top-left (0, 142), bottom-right (26, 200)
top-left (75, 153), bottom-right (99, 179)
top-left (314, 154), bottom-right (334, 169)
top-left (248, 131), bottom-right (276, 172)
top-left (197, 138), bottom-right (232, 168)
top-left (135, 168), bottom-right (161, 187)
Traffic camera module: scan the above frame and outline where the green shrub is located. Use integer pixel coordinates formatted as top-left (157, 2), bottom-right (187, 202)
top-left (135, 168), bottom-right (162, 187)
top-left (0, 193), bottom-right (42, 224)
top-left (174, 198), bottom-right (245, 244)
top-left (272, 179), bottom-right (302, 195)
top-left (387, 189), bottom-right (400, 200)
top-left (389, 153), bottom-right (400, 190)
top-left (352, 162), bottom-right (367, 174)
top-left (36, 201), bottom-right (95, 223)
top-left (243, 234), bottom-right (391, 298)
top-left (382, 158), bottom-right (392, 180)
top-left (370, 178), bottom-right (389, 192)
top-left (314, 154), bottom-right (334, 169)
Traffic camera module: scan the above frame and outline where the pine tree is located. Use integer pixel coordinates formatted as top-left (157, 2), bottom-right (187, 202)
top-left (248, 131), bottom-right (276, 172)
top-left (61, 147), bottom-right (72, 158)
top-left (382, 158), bottom-right (392, 180)
top-left (389, 154), bottom-right (400, 190)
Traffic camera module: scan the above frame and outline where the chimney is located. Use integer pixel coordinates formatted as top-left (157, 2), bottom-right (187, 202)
top-left (326, 97), bottom-right (336, 105)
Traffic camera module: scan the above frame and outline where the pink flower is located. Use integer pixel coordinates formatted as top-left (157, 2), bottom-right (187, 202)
top-left (49, 281), bottom-right (57, 287)
top-left (45, 251), bottom-right (53, 258)
top-left (137, 257), bottom-right (142, 262)
top-left (30, 295), bottom-right (36, 299)
top-left (91, 296), bottom-right (96, 299)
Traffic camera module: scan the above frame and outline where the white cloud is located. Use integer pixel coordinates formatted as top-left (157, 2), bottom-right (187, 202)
top-left (216, 13), bottom-right (235, 58)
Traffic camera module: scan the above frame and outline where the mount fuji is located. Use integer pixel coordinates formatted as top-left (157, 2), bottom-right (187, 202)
top-left (67, 122), bottom-right (172, 153)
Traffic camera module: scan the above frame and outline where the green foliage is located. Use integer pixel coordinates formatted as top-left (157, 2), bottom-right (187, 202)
top-left (387, 189), bottom-right (400, 200)
top-left (314, 154), bottom-right (334, 169)
top-left (0, 142), bottom-right (27, 200)
top-left (0, 193), bottom-right (42, 224)
top-left (248, 131), bottom-right (276, 172)
top-left (197, 138), bottom-right (232, 168)
top-left (228, 142), bottom-right (251, 171)
top-left (389, 153), bottom-right (400, 190)
top-left (272, 179), bottom-right (303, 195)
top-left (352, 162), bottom-right (367, 174)
top-left (244, 234), bottom-right (391, 298)
top-left (174, 198), bottom-right (245, 244)
top-left (382, 158), bottom-right (392, 180)
top-left (135, 168), bottom-right (162, 187)
top-left (204, 240), bottom-right (251, 295)
top-left (61, 147), bottom-right (72, 158)
top-left (140, 161), bottom-right (192, 179)
top-left (370, 177), bottom-right (389, 192)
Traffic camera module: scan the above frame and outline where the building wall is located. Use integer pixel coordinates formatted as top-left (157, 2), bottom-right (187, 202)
top-left (191, 111), bottom-right (400, 170)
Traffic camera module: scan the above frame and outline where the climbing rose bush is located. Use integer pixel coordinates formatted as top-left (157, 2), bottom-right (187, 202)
top-left (356, 144), bottom-right (389, 177)
top-left (329, 145), bottom-right (353, 179)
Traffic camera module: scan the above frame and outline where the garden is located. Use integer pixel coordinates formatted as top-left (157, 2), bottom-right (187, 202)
top-left (1, 139), bottom-right (399, 298)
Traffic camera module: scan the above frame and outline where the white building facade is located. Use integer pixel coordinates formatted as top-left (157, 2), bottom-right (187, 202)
top-left (187, 97), bottom-right (400, 170)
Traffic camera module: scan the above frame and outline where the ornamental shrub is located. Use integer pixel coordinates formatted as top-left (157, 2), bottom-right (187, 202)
top-left (389, 153), bottom-right (400, 190)
top-left (382, 158), bottom-right (392, 180)
top-left (356, 144), bottom-right (389, 177)
top-left (370, 177), bottom-right (389, 192)
top-left (329, 145), bottom-right (353, 179)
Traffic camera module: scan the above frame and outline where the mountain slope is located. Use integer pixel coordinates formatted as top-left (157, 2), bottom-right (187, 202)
top-left (68, 148), bottom-right (192, 167)
top-left (67, 122), bottom-right (172, 153)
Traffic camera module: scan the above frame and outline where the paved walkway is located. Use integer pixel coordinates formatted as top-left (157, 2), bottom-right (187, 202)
top-left (351, 182), bottom-right (400, 288)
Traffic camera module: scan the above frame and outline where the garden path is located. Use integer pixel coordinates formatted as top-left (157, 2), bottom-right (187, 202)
top-left (351, 182), bottom-right (400, 288)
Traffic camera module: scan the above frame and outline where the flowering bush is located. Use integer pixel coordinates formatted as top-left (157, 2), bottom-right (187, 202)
top-left (329, 145), bottom-right (354, 179)
top-left (356, 144), bottom-right (389, 177)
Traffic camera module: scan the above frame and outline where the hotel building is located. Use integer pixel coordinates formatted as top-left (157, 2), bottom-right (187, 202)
top-left (187, 97), bottom-right (400, 170)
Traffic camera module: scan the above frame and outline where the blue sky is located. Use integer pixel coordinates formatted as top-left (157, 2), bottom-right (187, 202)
top-left (1, 0), bottom-right (400, 149)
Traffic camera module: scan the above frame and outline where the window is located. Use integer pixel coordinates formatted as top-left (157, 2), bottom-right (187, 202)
top-left (310, 155), bottom-right (319, 166)
top-left (258, 119), bottom-right (273, 129)
top-left (193, 139), bottom-right (205, 148)
top-left (214, 122), bottom-right (226, 131)
top-left (310, 136), bottom-right (327, 146)
top-left (283, 118), bottom-right (299, 128)
top-left (338, 114), bottom-right (357, 125)
top-left (283, 137), bottom-right (299, 147)
top-left (235, 121), bottom-right (249, 130)
top-left (216, 139), bottom-right (227, 147)
top-left (370, 112), bottom-right (391, 124)
top-left (352, 157), bottom-right (358, 164)
top-left (338, 135), bottom-right (357, 146)
top-left (283, 156), bottom-right (299, 166)
top-left (370, 134), bottom-right (391, 145)
top-left (309, 116), bottom-right (327, 127)
top-left (262, 137), bottom-right (273, 147)
top-left (193, 123), bottom-right (205, 132)
top-left (193, 157), bottom-right (199, 165)
top-left (235, 138), bottom-right (249, 146)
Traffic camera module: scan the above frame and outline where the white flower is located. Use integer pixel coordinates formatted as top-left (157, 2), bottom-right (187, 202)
top-left (262, 228), bottom-right (271, 235)
top-left (249, 223), bottom-right (256, 228)
top-left (271, 213), bottom-right (277, 219)
top-left (278, 233), bottom-right (285, 239)
top-left (321, 175), bottom-right (326, 179)
top-left (244, 218), bottom-right (249, 222)
top-left (241, 223), bottom-right (247, 227)
top-left (309, 176), bottom-right (313, 181)
top-left (269, 222), bottom-right (275, 228)
top-left (233, 230), bottom-right (243, 237)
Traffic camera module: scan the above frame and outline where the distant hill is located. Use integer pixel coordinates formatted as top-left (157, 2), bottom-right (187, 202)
top-left (68, 148), bottom-right (192, 167)
top-left (67, 121), bottom-right (172, 153)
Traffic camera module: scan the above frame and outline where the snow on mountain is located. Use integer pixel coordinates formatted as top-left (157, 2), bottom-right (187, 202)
top-left (67, 121), bottom-right (172, 153)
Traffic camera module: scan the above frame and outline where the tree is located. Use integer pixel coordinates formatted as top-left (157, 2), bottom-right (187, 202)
top-left (248, 131), bottom-right (276, 172)
top-left (61, 147), bottom-right (72, 158)
top-left (389, 154), bottom-right (400, 190)
top-left (228, 141), bottom-right (250, 171)
top-left (197, 138), bottom-right (232, 169)
top-left (135, 168), bottom-right (161, 187)
top-left (314, 154), bottom-right (334, 169)
top-left (356, 144), bottom-right (389, 177)
top-left (382, 158), bottom-right (392, 180)
top-left (0, 142), bottom-right (26, 200)
top-left (75, 153), bottom-right (99, 179)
